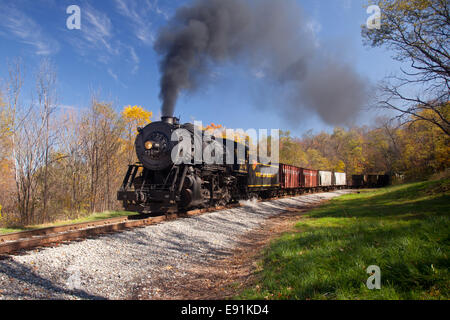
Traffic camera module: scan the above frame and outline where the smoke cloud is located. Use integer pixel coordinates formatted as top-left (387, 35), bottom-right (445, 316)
top-left (154, 0), bottom-right (368, 125)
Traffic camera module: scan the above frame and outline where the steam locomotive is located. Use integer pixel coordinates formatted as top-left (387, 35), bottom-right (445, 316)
top-left (118, 116), bottom-right (275, 213)
top-left (117, 117), bottom-right (381, 213)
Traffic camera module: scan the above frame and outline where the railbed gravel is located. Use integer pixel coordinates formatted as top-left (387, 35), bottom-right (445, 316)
top-left (0, 191), bottom-right (351, 300)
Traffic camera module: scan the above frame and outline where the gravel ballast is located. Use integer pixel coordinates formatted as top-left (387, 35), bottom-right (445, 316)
top-left (0, 191), bottom-right (351, 300)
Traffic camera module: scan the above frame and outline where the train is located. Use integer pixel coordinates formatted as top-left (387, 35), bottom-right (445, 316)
top-left (117, 117), bottom-right (389, 213)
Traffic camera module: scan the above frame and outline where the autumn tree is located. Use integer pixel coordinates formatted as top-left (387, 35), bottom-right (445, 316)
top-left (79, 98), bottom-right (126, 213)
top-left (362, 0), bottom-right (450, 135)
top-left (0, 89), bottom-right (10, 165)
top-left (2, 58), bottom-right (43, 225)
top-left (332, 128), bottom-right (366, 174)
top-left (3, 59), bottom-right (24, 215)
top-left (35, 59), bottom-right (58, 222)
top-left (121, 105), bottom-right (152, 164)
top-left (305, 149), bottom-right (331, 171)
top-left (279, 131), bottom-right (308, 168)
top-left (396, 107), bottom-right (450, 178)
top-left (57, 110), bottom-right (88, 215)
top-left (6, 59), bottom-right (65, 224)
top-left (0, 89), bottom-right (15, 218)
top-left (0, 58), bottom-right (160, 225)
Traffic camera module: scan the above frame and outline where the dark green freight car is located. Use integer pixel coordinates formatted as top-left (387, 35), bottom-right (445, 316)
top-left (247, 162), bottom-right (280, 189)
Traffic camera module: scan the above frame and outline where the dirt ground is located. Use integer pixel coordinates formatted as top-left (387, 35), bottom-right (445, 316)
top-left (131, 203), bottom-right (323, 300)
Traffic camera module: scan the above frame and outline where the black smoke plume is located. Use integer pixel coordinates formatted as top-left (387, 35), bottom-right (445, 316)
top-left (154, 0), bottom-right (368, 125)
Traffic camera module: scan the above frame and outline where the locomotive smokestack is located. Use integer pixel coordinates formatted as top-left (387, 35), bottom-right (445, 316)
top-left (161, 116), bottom-right (179, 125)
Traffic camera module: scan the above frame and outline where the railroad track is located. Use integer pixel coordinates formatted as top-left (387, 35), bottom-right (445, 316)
top-left (0, 204), bottom-right (242, 255)
top-left (0, 188), bottom-right (351, 256)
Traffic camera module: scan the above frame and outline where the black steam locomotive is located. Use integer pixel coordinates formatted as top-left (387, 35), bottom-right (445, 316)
top-left (117, 116), bottom-right (278, 213)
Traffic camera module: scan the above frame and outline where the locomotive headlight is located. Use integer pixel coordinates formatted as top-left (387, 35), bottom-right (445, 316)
top-left (145, 141), bottom-right (153, 150)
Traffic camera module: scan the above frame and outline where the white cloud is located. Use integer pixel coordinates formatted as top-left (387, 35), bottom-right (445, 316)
top-left (64, 2), bottom-right (145, 81)
top-left (0, 4), bottom-right (59, 55)
top-left (253, 70), bottom-right (266, 79)
top-left (107, 68), bottom-right (128, 88)
top-left (306, 19), bottom-right (322, 48)
top-left (76, 4), bottom-right (117, 56)
top-left (151, 0), bottom-right (170, 20)
top-left (342, 0), bottom-right (352, 10)
top-left (67, 2), bottom-right (131, 71)
top-left (306, 20), bottom-right (322, 35)
top-left (114, 0), bottom-right (170, 45)
top-left (114, 0), bottom-right (154, 45)
top-left (107, 68), bottom-right (119, 81)
top-left (129, 47), bottom-right (140, 74)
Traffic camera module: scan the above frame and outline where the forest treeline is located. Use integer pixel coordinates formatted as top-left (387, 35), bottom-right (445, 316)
top-left (0, 59), bottom-right (448, 227)
top-left (0, 59), bottom-right (153, 226)
top-left (279, 106), bottom-right (449, 179)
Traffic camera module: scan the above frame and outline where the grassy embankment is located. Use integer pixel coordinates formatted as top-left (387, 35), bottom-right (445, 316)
top-left (238, 179), bottom-right (449, 300)
top-left (0, 211), bottom-right (138, 235)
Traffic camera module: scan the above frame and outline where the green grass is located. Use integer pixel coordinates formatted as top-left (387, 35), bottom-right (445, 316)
top-left (238, 179), bottom-right (450, 300)
top-left (0, 227), bottom-right (24, 234)
top-left (0, 211), bottom-right (139, 235)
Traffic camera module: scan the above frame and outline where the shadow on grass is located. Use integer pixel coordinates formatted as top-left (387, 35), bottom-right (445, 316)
top-left (257, 218), bottom-right (449, 299)
top-left (240, 179), bottom-right (450, 300)
top-left (308, 180), bottom-right (450, 220)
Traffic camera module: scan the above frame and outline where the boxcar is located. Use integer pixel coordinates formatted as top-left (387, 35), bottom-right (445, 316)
top-left (334, 172), bottom-right (347, 186)
top-left (301, 169), bottom-right (318, 188)
top-left (351, 175), bottom-right (367, 188)
top-left (367, 175), bottom-right (378, 187)
top-left (351, 174), bottom-right (390, 188)
top-left (318, 171), bottom-right (333, 187)
top-left (377, 175), bottom-right (390, 187)
top-left (280, 164), bottom-right (301, 189)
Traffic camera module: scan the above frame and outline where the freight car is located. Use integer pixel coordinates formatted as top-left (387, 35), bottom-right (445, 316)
top-left (334, 172), bottom-right (347, 188)
top-left (350, 175), bottom-right (390, 188)
top-left (301, 169), bottom-right (318, 189)
top-left (118, 117), bottom-right (383, 214)
top-left (377, 175), bottom-right (390, 187)
top-left (280, 164), bottom-right (301, 192)
top-left (318, 171), bottom-right (333, 190)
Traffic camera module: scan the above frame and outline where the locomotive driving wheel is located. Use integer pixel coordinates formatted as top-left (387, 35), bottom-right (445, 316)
top-left (200, 185), bottom-right (212, 208)
top-left (219, 188), bottom-right (232, 206)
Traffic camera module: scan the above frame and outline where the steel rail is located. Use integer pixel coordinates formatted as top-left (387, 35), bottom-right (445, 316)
top-left (0, 204), bottom-right (242, 255)
top-left (0, 188), bottom-right (351, 256)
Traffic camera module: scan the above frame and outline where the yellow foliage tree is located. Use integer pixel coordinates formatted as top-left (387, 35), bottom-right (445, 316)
top-left (334, 161), bottom-right (346, 172)
top-left (122, 105), bottom-right (152, 130)
top-left (121, 105), bottom-right (153, 164)
top-left (396, 106), bottom-right (450, 178)
top-left (0, 93), bottom-right (11, 151)
top-left (280, 131), bottom-right (308, 168)
top-left (0, 92), bottom-right (13, 219)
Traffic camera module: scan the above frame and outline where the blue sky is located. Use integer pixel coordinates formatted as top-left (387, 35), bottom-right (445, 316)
top-left (0, 0), bottom-right (402, 136)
